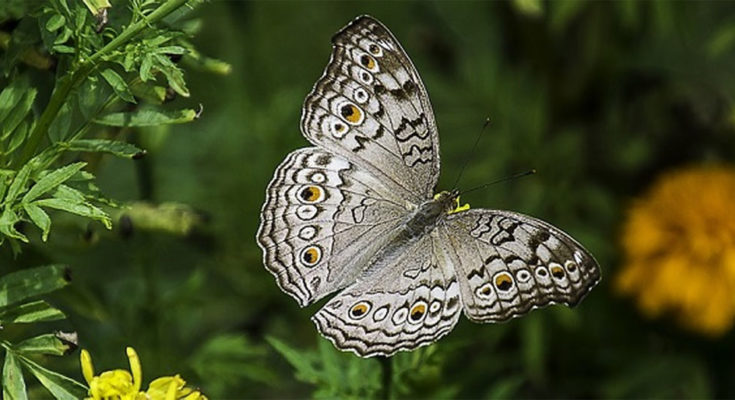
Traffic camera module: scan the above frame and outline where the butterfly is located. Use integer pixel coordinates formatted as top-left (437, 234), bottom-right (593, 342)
top-left (257, 15), bottom-right (601, 357)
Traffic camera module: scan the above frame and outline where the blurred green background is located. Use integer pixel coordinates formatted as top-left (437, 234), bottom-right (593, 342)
top-left (5, 1), bottom-right (735, 398)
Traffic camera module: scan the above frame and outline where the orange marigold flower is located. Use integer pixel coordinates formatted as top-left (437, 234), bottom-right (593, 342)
top-left (616, 165), bottom-right (735, 336)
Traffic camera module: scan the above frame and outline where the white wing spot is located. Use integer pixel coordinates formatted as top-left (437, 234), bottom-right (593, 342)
top-left (296, 205), bottom-right (318, 220)
top-left (392, 307), bottom-right (408, 324)
top-left (298, 226), bottom-right (316, 240)
top-left (353, 87), bottom-right (369, 104)
top-left (373, 306), bottom-right (389, 322)
top-left (310, 172), bottom-right (326, 184)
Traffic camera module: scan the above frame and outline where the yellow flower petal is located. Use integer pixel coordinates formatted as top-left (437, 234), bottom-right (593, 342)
top-left (80, 349), bottom-right (95, 385)
top-left (126, 347), bottom-right (142, 393)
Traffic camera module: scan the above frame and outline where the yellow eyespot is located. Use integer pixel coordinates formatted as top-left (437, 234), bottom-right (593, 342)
top-left (550, 264), bottom-right (565, 279)
top-left (301, 246), bottom-right (321, 266)
top-left (360, 54), bottom-right (376, 70)
top-left (340, 104), bottom-right (362, 124)
top-left (409, 302), bottom-right (427, 322)
top-left (298, 185), bottom-right (323, 203)
top-left (350, 301), bottom-right (371, 319)
top-left (494, 273), bottom-right (514, 291)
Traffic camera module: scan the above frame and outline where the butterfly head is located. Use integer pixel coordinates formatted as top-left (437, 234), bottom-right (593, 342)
top-left (434, 190), bottom-right (470, 215)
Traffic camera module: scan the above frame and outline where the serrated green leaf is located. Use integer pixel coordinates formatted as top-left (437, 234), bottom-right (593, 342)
top-left (3, 162), bottom-right (33, 205)
top-left (1, 88), bottom-right (37, 141)
top-left (34, 198), bottom-right (111, 229)
top-left (95, 108), bottom-right (197, 127)
top-left (53, 185), bottom-right (86, 204)
top-left (61, 139), bottom-right (146, 159)
top-left (154, 54), bottom-right (189, 97)
top-left (0, 209), bottom-right (28, 243)
top-left (22, 162), bottom-right (86, 203)
top-left (23, 203), bottom-right (51, 241)
top-left (2, 350), bottom-right (28, 400)
top-left (17, 353), bottom-right (87, 400)
top-left (0, 300), bottom-right (65, 323)
top-left (100, 68), bottom-right (136, 103)
top-left (14, 333), bottom-right (77, 357)
top-left (0, 265), bottom-right (71, 308)
top-left (45, 14), bottom-right (65, 32)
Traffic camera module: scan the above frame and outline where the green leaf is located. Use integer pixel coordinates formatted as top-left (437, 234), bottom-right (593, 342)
top-left (17, 353), bottom-right (87, 400)
top-left (4, 119), bottom-right (31, 155)
top-left (0, 78), bottom-right (29, 127)
top-left (82, 0), bottom-right (111, 16)
top-left (2, 351), bottom-right (28, 400)
top-left (156, 45), bottom-right (187, 55)
top-left (190, 334), bottom-right (277, 389)
top-left (154, 54), bottom-right (189, 97)
top-left (0, 300), bottom-right (65, 323)
top-left (23, 203), bottom-right (50, 241)
top-left (34, 198), bottom-right (111, 229)
top-left (3, 162), bottom-right (33, 205)
top-left (14, 333), bottom-right (77, 357)
top-left (95, 108), bottom-right (198, 127)
top-left (52, 45), bottom-right (75, 54)
top-left (45, 14), bottom-right (65, 32)
top-left (22, 162), bottom-right (87, 203)
top-left (53, 185), bottom-right (86, 204)
top-left (140, 55), bottom-right (154, 81)
top-left (61, 139), bottom-right (146, 159)
top-left (266, 336), bottom-right (320, 385)
top-left (100, 68), bottom-right (136, 103)
top-left (1, 88), bottom-right (36, 141)
top-left (0, 209), bottom-right (28, 243)
top-left (0, 265), bottom-right (71, 308)
top-left (48, 101), bottom-right (73, 142)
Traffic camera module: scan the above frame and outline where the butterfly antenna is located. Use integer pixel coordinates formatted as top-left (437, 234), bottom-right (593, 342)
top-left (460, 169), bottom-right (537, 195)
top-left (451, 117), bottom-right (492, 191)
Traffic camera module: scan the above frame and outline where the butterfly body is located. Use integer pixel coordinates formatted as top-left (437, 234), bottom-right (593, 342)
top-left (257, 16), bottom-right (601, 357)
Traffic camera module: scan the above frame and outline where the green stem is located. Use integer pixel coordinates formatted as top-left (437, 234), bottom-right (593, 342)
top-left (14, 0), bottom-right (191, 168)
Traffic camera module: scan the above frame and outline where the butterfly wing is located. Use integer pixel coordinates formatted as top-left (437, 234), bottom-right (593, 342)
top-left (257, 147), bottom-right (410, 306)
top-left (439, 209), bottom-right (601, 322)
top-left (301, 15), bottom-right (440, 203)
top-left (312, 233), bottom-right (463, 357)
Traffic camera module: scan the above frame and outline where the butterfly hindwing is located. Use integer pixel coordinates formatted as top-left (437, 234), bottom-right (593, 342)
top-left (257, 147), bottom-right (409, 306)
top-left (439, 210), bottom-right (601, 322)
top-left (301, 15), bottom-right (440, 202)
top-left (312, 234), bottom-right (463, 357)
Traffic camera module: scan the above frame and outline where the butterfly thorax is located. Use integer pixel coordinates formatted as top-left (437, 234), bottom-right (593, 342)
top-left (404, 190), bottom-right (459, 239)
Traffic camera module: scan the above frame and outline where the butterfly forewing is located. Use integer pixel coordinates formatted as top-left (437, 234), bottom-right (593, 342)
top-left (257, 147), bottom-right (408, 306)
top-left (301, 16), bottom-right (440, 202)
top-left (440, 210), bottom-right (601, 322)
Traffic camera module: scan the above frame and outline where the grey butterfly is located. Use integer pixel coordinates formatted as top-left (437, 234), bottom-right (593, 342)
top-left (257, 15), bottom-right (601, 357)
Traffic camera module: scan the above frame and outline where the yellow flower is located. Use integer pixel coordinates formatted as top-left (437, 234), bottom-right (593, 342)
top-left (616, 165), bottom-right (735, 336)
top-left (80, 347), bottom-right (207, 400)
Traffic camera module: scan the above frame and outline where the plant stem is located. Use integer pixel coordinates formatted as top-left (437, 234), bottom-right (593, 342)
top-left (14, 0), bottom-right (191, 168)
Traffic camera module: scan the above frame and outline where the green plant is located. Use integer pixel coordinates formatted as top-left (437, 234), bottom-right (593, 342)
top-left (1, 0), bottom-right (228, 397)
